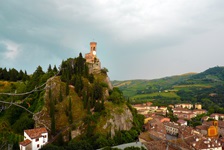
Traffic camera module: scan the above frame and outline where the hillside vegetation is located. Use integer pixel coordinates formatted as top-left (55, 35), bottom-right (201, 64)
top-left (0, 53), bottom-right (144, 150)
top-left (112, 66), bottom-right (224, 113)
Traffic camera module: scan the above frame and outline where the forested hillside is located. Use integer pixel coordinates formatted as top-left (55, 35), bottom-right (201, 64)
top-left (0, 53), bottom-right (144, 150)
top-left (112, 66), bottom-right (224, 113)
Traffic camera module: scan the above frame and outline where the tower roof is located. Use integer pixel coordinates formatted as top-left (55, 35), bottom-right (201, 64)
top-left (24, 127), bottom-right (47, 139)
top-left (90, 42), bottom-right (97, 45)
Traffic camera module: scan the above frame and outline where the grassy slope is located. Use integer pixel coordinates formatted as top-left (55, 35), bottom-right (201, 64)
top-left (0, 81), bottom-right (27, 94)
top-left (37, 76), bottom-right (87, 131)
top-left (112, 67), bottom-right (224, 103)
top-left (112, 73), bottom-right (195, 100)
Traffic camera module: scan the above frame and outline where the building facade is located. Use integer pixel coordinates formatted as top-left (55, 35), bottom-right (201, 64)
top-left (20, 127), bottom-right (48, 150)
top-left (163, 122), bottom-right (179, 136)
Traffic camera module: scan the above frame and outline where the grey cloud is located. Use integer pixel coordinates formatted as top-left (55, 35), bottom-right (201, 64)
top-left (0, 0), bottom-right (224, 79)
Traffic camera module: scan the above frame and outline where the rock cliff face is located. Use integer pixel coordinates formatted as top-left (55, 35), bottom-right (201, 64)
top-left (34, 71), bottom-right (133, 139)
top-left (105, 76), bottom-right (113, 90)
top-left (34, 76), bottom-right (86, 134)
top-left (102, 105), bottom-right (133, 137)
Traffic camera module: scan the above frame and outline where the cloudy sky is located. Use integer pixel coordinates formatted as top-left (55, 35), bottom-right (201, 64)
top-left (0, 0), bottom-right (224, 80)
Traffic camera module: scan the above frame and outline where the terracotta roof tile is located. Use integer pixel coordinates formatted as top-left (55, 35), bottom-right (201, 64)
top-left (20, 139), bottom-right (31, 146)
top-left (177, 119), bottom-right (186, 124)
top-left (196, 125), bottom-right (209, 130)
top-left (25, 127), bottom-right (47, 139)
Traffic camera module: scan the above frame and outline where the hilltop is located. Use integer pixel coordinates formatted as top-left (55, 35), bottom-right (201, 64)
top-left (112, 66), bottom-right (224, 113)
top-left (0, 49), bottom-right (144, 149)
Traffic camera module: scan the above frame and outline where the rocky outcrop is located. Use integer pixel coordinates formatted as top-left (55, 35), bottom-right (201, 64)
top-left (103, 105), bottom-right (133, 137)
top-left (105, 76), bottom-right (113, 90)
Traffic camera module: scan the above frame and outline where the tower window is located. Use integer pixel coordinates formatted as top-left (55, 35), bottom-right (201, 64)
top-left (93, 47), bottom-right (95, 50)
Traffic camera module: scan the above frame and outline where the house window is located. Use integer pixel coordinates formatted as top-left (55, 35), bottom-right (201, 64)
top-left (37, 144), bottom-right (39, 148)
top-left (36, 138), bottom-right (39, 142)
top-left (43, 135), bottom-right (47, 138)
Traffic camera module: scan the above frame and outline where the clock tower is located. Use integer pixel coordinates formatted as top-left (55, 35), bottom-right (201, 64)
top-left (85, 41), bottom-right (101, 73)
top-left (85, 41), bottom-right (100, 66)
top-left (90, 42), bottom-right (97, 57)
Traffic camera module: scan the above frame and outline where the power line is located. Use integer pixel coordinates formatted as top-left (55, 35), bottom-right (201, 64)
top-left (0, 100), bottom-right (34, 115)
top-left (0, 83), bottom-right (46, 96)
top-left (0, 69), bottom-right (61, 96)
top-left (0, 69), bottom-right (62, 114)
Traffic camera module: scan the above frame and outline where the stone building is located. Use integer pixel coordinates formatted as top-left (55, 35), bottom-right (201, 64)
top-left (85, 42), bottom-right (101, 73)
top-left (175, 103), bottom-right (193, 109)
top-left (163, 122), bottom-right (179, 136)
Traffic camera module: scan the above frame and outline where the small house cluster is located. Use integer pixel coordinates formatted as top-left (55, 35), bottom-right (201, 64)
top-left (133, 103), bottom-right (206, 120)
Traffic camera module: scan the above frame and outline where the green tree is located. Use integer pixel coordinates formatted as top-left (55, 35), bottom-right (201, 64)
top-left (2, 68), bottom-right (9, 80)
top-left (95, 136), bottom-right (110, 149)
top-left (68, 140), bottom-right (94, 150)
top-left (59, 86), bottom-right (63, 102)
top-left (66, 80), bottom-right (69, 96)
top-left (93, 81), bottom-right (103, 100)
top-left (18, 70), bottom-right (24, 80)
top-left (40, 144), bottom-right (61, 150)
top-left (88, 73), bottom-right (94, 83)
top-left (53, 65), bottom-right (58, 73)
top-left (77, 53), bottom-right (85, 75)
top-left (124, 146), bottom-right (146, 150)
top-left (48, 64), bottom-right (52, 73)
top-left (83, 91), bottom-right (88, 109)
top-left (101, 67), bottom-right (109, 74)
top-left (108, 88), bottom-right (124, 104)
top-left (9, 68), bottom-right (19, 81)
top-left (27, 66), bottom-right (45, 91)
top-left (74, 75), bottom-right (83, 95)
top-left (49, 88), bottom-right (56, 135)
top-left (68, 97), bottom-right (73, 124)
top-left (54, 133), bottom-right (65, 146)
top-left (12, 114), bottom-right (34, 134)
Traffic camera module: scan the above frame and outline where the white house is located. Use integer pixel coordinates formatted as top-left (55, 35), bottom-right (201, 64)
top-left (19, 127), bottom-right (48, 150)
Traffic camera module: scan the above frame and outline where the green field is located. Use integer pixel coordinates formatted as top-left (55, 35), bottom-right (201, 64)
top-left (132, 92), bottom-right (180, 100)
top-left (173, 84), bottom-right (211, 89)
top-left (112, 67), bottom-right (224, 108)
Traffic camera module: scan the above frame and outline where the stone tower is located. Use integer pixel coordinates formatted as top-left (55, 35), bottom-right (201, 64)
top-left (85, 42), bottom-right (101, 73)
top-left (90, 42), bottom-right (97, 56)
top-left (85, 42), bottom-right (97, 63)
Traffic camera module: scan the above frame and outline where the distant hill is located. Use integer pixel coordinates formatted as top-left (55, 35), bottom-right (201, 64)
top-left (191, 66), bottom-right (224, 81)
top-left (112, 66), bottom-right (224, 113)
top-left (112, 72), bottom-right (196, 97)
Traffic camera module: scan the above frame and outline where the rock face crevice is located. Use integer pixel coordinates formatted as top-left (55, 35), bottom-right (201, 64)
top-left (103, 107), bottom-right (133, 137)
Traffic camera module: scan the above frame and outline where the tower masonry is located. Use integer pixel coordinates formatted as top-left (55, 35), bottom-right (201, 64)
top-left (85, 42), bottom-right (101, 73)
